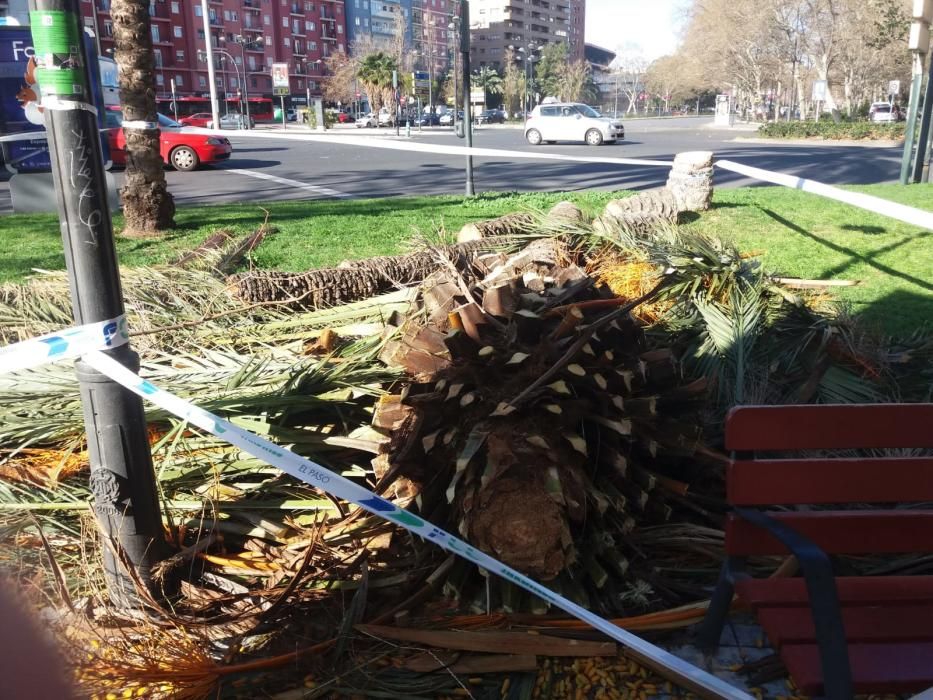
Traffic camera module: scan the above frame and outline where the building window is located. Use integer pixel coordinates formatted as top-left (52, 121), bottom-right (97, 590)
top-left (199, 75), bottom-right (207, 87)
top-left (175, 49), bottom-right (184, 61)
top-left (282, 17), bottom-right (288, 27)
top-left (264, 14), bottom-right (270, 25)
top-left (171, 1), bottom-right (179, 13)
top-left (175, 74), bottom-right (184, 87)
top-left (173, 25), bottom-right (182, 38)
top-left (151, 26), bottom-right (160, 42)
top-left (194, 4), bottom-right (201, 16)
top-left (156, 74), bottom-right (164, 86)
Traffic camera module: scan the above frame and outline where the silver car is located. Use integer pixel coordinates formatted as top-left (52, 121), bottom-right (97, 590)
top-left (524, 103), bottom-right (624, 146)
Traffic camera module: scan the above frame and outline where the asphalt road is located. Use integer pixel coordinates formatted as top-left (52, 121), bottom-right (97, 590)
top-left (0, 117), bottom-right (904, 212)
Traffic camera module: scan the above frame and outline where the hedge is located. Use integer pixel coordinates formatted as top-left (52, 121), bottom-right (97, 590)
top-left (757, 121), bottom-right (905, 141)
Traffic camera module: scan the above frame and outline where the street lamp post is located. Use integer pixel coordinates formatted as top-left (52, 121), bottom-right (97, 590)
top-left (200, 47), bottom-right (245, 126)
top-left (449, 19), bottom-right (460, 128)
top-left (200, 0), bottom-right (220, 129)
top-left (229, 35), bottom-right (264, 129)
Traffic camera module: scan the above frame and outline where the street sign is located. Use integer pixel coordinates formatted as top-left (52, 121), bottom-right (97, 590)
top-left (273, 86), bottom-right (290, 96)
top-left (470, 89), bottom-right (484, 104)
top-left (271, 62), bottom-right (289, 89)
top-left (812, 79), bottom-right (827, 102)
top-left (888, 80), bottom-right (902, 95)
top-left (412, 70), bottom-right (430, 98)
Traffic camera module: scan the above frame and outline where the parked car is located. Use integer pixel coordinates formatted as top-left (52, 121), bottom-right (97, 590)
top-left (285, 108), bottom-right (298, 122)
top-left (178, 112), bottom-right (213, 128)
top-left (337, 111), bottom-right (356, 124)
top-left (869, 102), bottom-right (900, 123)
top-left (439, 111), bottom-right (462, 125)
top-left (356, 112), bottom-right (379, 128)
top-left (418, 113), bottom-right (441, 126)
top-left (477, 109), bottom-right (505, 124)
top-left (219, 112), bottom-right (255, 129)
top-left (524, 103), bottom-right (624, 146)
top-left (105, 109), bottom-right (232, 171)
top-left (377, 109), bottom-right (395, 127)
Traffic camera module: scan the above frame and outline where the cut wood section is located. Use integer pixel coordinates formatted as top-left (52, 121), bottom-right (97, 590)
top-left (401, 652), bottom-right (539, 673)
top-left (355, 624), bottom-right (616, 657)
top-left (780, 642), bottom-right (933, 695)
top-left (725, 511), bottom-right (933, 555)
top-left (725, 404), bottom-right (933, 451)
top-left (457, 212), bottom-right (536, 242)
top-left (728, 457), bottom-right (933, 505)
top-left (736, 576), bottom-right (933, 609)
top-left (758, 604), bottom-right (933, 645)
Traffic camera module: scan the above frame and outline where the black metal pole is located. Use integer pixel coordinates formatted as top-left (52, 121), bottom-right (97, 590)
top-left (459, 0), bottom-right (474, 196)
top-left (29, 0), bottom-right (165, 607)
top-left (911, 53), bottom-right (933, 183)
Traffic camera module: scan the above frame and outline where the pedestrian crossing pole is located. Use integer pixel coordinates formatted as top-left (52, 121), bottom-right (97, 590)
top-left (28, 0), bottom-right (166, 607)
top-left (901, 2), bottom-right (932, 184)
top-left (459, 0), bottom-right (474, 196)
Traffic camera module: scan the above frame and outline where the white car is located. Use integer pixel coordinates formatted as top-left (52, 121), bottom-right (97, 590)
top-left (355, 113), bottom-right (378, 128)
top-left (524, 103), bottom-right (624, 146)
top-left (869, 102), bottom-right (899, 123)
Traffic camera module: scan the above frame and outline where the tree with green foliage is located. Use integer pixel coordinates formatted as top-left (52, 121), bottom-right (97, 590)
top-left (535, 42), bottom-right (569, 100)
top-left (472, 66), bottom-right (504, 108)
top-left (357, 52), bottom-right (398, 115)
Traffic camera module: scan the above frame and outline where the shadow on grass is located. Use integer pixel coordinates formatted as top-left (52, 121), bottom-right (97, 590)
top-left (857, 289), bottom-right (933, 339)
top-left (841, 224), bottom-right (888, 235)
top-left (761, 208), bottom-right (933, 293)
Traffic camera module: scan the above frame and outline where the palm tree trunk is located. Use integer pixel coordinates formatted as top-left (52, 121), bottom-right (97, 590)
top-left (111, 0), bottom-right (175, 237)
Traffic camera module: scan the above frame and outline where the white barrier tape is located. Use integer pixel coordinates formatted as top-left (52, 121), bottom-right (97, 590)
top-left (0, 316), bottom-right (127, 374)
top-left (199, 128), bottom-right (672, 168)
top-left (121, 120), bottom-right (159, 131)
top-left (40, 97), bottom-right (98, 115)
top-left (81, 348), bottom-right (749, 700)
top-left (715, 159), bottom-right (933, 231)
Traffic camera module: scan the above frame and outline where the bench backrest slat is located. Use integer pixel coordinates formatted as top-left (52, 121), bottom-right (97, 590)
top-left (728, 457), bottom-right (933, 505)
top-left (725, 404), bottom-right (933, 451)
top-left (725, 511), bottom-right (933, 556)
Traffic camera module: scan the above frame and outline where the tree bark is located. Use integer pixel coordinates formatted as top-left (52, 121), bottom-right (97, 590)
top-left (111, 0), bottom-right (175, 237)
top-left (230, 238), bottom-right (513, 309)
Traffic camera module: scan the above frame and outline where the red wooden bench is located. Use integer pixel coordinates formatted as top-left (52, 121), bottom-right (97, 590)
top-left (697, 404), bottom-right (933, 699)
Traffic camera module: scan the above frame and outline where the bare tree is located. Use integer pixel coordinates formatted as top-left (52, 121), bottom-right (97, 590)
top-left (110, 0), bottom-right (175, 236)
top-left (557, 60), bottom-right (592, 103)
top-left (612, 50), bottom-right (648, 115)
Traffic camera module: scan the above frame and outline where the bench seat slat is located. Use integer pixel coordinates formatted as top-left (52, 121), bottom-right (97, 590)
top-left (728, 457), bottom-right (933, 505)
top-left (725, 404), bottom-right (933, 451)
top-left (735, 576), bottom-right (933, 608)
top-left (780, 642), bottom-right (933, 695)
top-left (758, 604), bottom-right (933, 646)
top-left (725, 511), bottom-right (933, 555)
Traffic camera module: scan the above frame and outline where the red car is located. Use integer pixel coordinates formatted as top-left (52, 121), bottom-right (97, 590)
top-left (336, 111), bottom-right (355, 124)
top-left (105, 110), bottom-right (232, 171)
top-left (178, 112), bottom-right (213, 128)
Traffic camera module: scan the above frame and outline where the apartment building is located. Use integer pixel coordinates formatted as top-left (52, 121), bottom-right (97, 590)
top-left (78, 0), bottom-right (347, 99)
top-left (469, 0), bottom-right (585, 71)
top-left (345, 0), bottom-right (451, 74)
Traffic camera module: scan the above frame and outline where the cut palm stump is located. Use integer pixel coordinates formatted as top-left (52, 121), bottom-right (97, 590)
top-left (372, 240), bottom-right (718, 613)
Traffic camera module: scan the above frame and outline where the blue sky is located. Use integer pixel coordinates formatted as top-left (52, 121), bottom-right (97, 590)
top-left (584, 0), bottom-right (688, 62)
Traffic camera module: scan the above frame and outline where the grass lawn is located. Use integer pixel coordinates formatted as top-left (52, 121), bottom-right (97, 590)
top-left (0, 183), bottom-right (930, 337)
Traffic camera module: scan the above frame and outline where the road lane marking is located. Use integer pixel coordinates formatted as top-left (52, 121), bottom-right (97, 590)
top-left (225, 168), bottom-right (352, 199)
top-left (219, 129), bottom-right (672, 167)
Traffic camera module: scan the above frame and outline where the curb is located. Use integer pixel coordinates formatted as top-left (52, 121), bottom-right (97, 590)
top-left (732, 136), bottom-right (905, 148)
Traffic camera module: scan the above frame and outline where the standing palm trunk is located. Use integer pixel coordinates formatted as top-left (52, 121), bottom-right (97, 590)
top-left (111, 0), bottom-right (175, 236)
